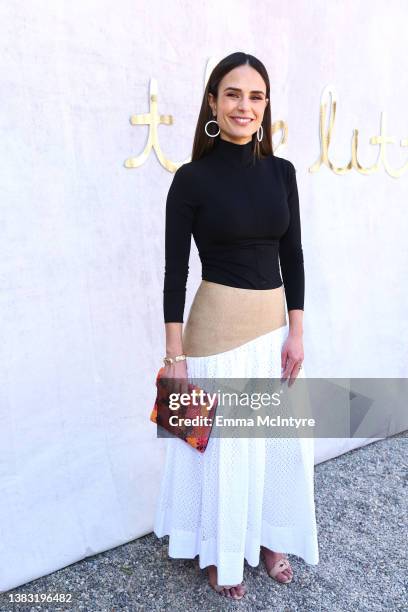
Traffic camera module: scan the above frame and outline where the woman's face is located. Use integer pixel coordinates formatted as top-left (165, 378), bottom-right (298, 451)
top-left (208, 64), bottom-right (269, 145)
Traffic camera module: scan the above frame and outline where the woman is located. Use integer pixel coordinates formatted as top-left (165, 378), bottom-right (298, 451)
top-left (154, 52), bottom-right (319, 601)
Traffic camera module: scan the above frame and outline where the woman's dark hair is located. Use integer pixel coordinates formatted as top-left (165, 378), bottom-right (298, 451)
top-left (191, 52), bottom-right (273, 163)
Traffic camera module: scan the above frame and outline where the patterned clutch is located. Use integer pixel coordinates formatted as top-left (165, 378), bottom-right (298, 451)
top-left (150, 366), bottom-right (217, 453)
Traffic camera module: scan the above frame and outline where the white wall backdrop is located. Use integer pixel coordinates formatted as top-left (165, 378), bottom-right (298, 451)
top-left (1, 0), bottom-right (407, 592)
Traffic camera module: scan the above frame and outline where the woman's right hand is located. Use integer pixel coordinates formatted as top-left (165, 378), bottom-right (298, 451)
top-left (162, 359), bottom-right (190, 397)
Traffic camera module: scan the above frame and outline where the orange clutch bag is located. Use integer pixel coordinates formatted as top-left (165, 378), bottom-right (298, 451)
top-left (150, 367), bottom-right (218, 453)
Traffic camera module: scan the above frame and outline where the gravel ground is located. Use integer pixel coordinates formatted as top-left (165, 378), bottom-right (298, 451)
top-left (1, 432), bottom-right (407, 612)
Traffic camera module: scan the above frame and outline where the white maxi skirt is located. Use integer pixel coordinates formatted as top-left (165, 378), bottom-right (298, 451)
top-left (153, 281), bottom-right (319, 585)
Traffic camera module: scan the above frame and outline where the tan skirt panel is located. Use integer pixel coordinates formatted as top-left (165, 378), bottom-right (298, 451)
top-left (182, 280), bottom-right (287, 357)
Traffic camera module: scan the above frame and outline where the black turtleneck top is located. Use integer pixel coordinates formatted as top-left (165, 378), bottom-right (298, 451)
top-left (163, 136), bottom-right (304, 323)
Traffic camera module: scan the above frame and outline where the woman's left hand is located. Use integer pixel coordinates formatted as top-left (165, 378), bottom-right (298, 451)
top-left (281, 332), bottom-right (304, 387)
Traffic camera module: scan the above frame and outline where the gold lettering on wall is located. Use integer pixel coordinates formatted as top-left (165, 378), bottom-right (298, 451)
top-left (125, 79), bottom-right (186, 172)
top-left (310, 85), bottom-right (408, 177)
top-left (125, 78), bottom-right (407, 177)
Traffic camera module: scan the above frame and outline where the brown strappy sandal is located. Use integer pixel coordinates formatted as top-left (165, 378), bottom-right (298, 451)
top-left (211, 582), bottom-right (246, 600)
top-left (266, 554), bottom-right (293, 583)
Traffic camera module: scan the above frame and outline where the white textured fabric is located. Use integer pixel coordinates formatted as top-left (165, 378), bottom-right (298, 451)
top-left (154, 324), bottom-right (319, 584)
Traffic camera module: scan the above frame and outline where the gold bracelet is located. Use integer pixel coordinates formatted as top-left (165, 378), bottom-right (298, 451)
top-left (163, 354), bottom-right (186, 366)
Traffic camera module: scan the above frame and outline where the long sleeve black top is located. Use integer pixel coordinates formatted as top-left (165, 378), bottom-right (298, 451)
top-left (163, 136), bottom-right (304, 323)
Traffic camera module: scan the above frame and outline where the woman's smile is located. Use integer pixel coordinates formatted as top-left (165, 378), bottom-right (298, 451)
top-left (230, 116), bottom-right (254, 125)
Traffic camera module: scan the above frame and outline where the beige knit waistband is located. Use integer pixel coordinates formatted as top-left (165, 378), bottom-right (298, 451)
top-left (182, 280), bottom-right (287, 357)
